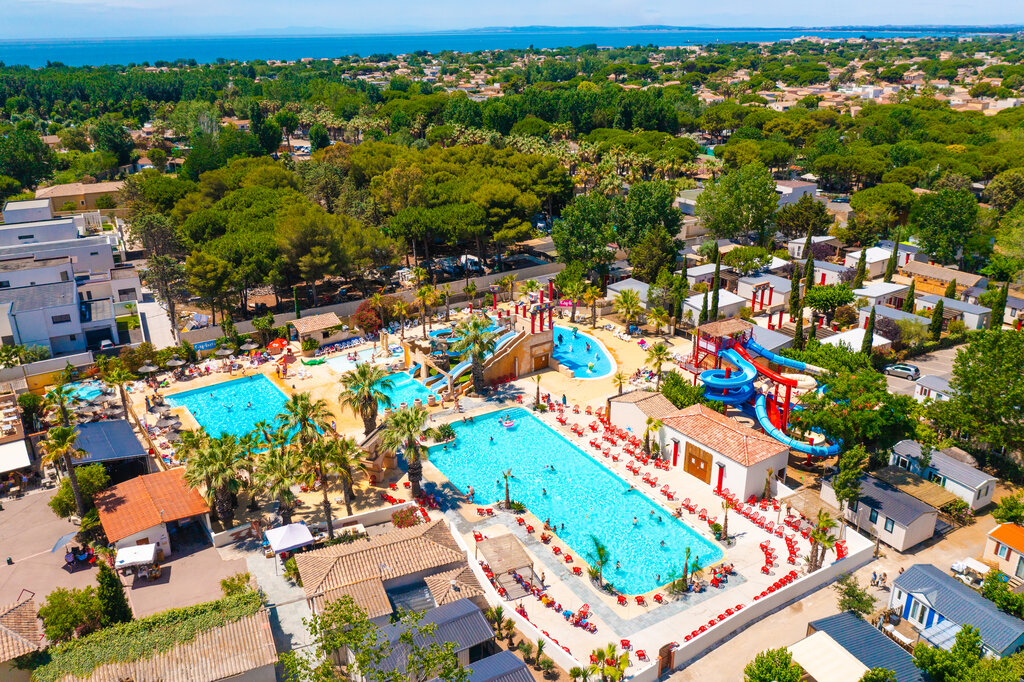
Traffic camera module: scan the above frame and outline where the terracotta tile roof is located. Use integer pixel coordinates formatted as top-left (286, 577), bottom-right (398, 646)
top-left (296, 520), bottom-right (466, 613)
top-left (35, 181), bottom-right (124, 198)
top-left (290, 312), bottom-right (341, 335)
top-left (95, 469), bottom-right (209, 543)
top-left (0, 599), bottom-right (41, 663)
top-left (661, 404), bottom-right (787, 467)
top-left (609, 390), bottom-right (677, 419)
top-left (58, 610), bottom-right (277, 682)
top-left (990, 523), bottom-right (1024, 554)
top-left (425, 566), bottom-right (485, 606)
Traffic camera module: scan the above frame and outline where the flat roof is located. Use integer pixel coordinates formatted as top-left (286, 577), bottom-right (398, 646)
top-left (0, 439), bottom-right (31, 474)
top-left (0, 281), bottom-right (77, 312)
top-left (2, 198), bottom-right (50, 212)
top-left (0, 256), bottom-right (72, 273)
top-left (918, 295), bottom-right (989, 315)
top-left (73, 420), bottom-right (148, 465)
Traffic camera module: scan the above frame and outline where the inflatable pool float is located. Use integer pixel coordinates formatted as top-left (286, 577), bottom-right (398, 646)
top-left (500, 420), bottom-right (516, 428)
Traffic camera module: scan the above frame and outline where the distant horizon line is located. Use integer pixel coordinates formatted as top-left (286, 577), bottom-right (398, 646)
top-left (0, 23), bottom-right (1021, 45)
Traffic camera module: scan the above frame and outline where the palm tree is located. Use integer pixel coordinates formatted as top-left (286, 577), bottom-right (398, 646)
top-left (331, 437), bottom-right (368, 516)
top-left (299, 439), bottom-right (337, 538)
top-left (809, 509), bottom-right (838, 571)
top-left (611, 372), bottom-right (626, 395)
top-left (562, 278), bottom-right (586, 323)
top-left (592, 643), bottom-right (628, 682)
top-left (449, 316), bottom-right (498, 394)
top-left (45, 384), bottom-right (77, 427)
top-left (276, 392), bottom-right (332, 450)
top-left (255, 440), bottom-right (301, 524)
top-left (103, 366), bottom-right (137, 418)
top-left (501, 468), bottom-right (513, 509)
top-left (338, 364), bottom-right (394, 436)
top-left (587, 534), bottom-right (612, 586)
top-left (440, 284), bottom-right (452, 322)
top-left (184, 435), bottom-right (244, 525)
top-left (519, 279), bottom-right (540, 302)
top-left (612, 289), bottom-right (642, 325)
top-left (643, 417), bottom-right (663, 457)
top-left (721, 498), bottom-right (733, 541)
top-left (394, 301), bottom-right (409, 340)
top-left (645, 343), bottom-right (671, 390)
top-left (416, 285), bottom-right (438, 337)
top-left (462, 281), bottom-right (477, 308)
top-left (41, 426), bottom-right (87, 517)
top-left (583, 284), bottom-right (602, 328)
top-left (380, 407), bottom-right (429, 498)
top-left (648, 306), bottom-right (669, 335)
top-left (498, 273), bottom-right (517, 302)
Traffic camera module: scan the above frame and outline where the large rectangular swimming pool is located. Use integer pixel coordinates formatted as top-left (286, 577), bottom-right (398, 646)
top-left (165, 375), bottom-right (289, 439)
top-left (429, 408), bottom-right (721, 594)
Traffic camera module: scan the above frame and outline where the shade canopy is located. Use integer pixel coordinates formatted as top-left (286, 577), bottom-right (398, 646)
top-left (165, 356), bottom-right (186, 367)
top-left (51, 529), bottom-right (79, 553)
top-left (114, 543), bottom-right (157, 569)
top-left (240, 342), bottom-right (259, 351)
top-left (0, 440), bottom-right (31, 474)
top-left (265, 523), bottom-right (315, 554)
top-left (215, 346), bottom-right (234, 356)
top-left (137, 364), bottom-right (159, 374)
top-left (268, 338), bottom-right (288, 349)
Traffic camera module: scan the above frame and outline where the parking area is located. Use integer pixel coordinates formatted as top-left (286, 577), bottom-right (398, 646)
top-left (884, 346), bottom-right (960, 397)
top-left (0, 488), bottom-right (247, 617)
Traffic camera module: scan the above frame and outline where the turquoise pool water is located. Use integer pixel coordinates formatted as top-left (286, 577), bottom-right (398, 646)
top-left (377, 372), bottom-right (437, 409)
top-left (166, 375), bottom-right (289, 438)
top-left (552, 325), bottom-right (615, 379)
top-left (325, 345), bottom-right (402, 374)
top-left (66, 381), bottom-right (105, 402)
top-left (429, 408), bottom-right (721, 594)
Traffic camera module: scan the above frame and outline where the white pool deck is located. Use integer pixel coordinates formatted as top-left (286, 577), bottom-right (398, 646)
top-left (426, 394), bottom-right (852, 670)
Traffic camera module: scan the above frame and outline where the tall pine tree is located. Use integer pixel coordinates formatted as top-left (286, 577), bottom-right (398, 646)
top-left (793, 314), bottom-right (805, 350)
top-left (710, 254), bottom-right (721, 319)
top-left (943, 279), bottom-right (958, 300)
top-left (808, 314), bottom-right (818, 340)
top-left (97, 561), bottom-right (133, 627)
top-left (902, 280), bottom-right (916, 312)
top-left (852, 249), bottom-right (867, 289)
top-left (862, 307), bottom-right (876, 354)
top-left (929, 299), bottom-right (944, 341)
top-left (990, 282), bottom-right (1009, 330)
top-left (698, 291), bottom-right (709, 326)
top-left (883, 234), bottom-right (900, 283)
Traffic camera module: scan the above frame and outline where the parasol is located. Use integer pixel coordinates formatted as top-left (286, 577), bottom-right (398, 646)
top-left (137, 364), bottom-right (159, 374)
top-left (165, 356), bottom-right (186, 367)
top-left (156, 417), bottom-right (180, 428)
top-left (240, 341), bottom-right (259, 351)
top-left (215, 346), bottom-right (234, 356)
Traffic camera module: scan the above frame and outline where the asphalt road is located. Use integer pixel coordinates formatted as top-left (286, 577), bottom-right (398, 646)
top-left (883, 346), bottom-right (960, 396)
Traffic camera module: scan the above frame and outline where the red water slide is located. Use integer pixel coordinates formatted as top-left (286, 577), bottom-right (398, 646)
top-left (732, 345), bottom-right (798, 388)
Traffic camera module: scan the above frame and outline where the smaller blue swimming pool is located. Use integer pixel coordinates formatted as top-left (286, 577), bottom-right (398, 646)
top-left (66, 381), bottom-right (105, 402)
top-left (552, 325), bottom-right (615, 379)
top-left (166, 375), bottom-right (289, 438)
top-left (325, 345), bottom-right (402, 375)
top-left (377, 372), bottom-right (436, 409)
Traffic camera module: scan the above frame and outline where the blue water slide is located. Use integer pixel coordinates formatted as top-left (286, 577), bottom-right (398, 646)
top-left (424, 329), bottom-right (519, 389)
top-left (745, 339), bottom-right (825, 375)
top-left (699, 348), bottom-right (758, 404)
top-left (754, 393), bottom-right (841, 456)
top-left (407, 362), bottom-right (420, 377)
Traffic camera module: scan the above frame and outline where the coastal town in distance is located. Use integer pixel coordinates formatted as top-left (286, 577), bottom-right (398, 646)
top-left (5, 20), bottom-right (1024, 682)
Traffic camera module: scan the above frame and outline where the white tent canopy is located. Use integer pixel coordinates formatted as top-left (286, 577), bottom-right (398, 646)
top-left (0, 440), bottom-right (30, 475)
top-left (114, 543), bottom-right (157, 569)
top-left (265, 523), bottom-right (315, 554)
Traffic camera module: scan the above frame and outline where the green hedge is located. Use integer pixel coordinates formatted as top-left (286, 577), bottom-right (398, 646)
top-left (32, 591), bottom-right (263, 682)
top-left (870, 330), bottom-right (974, 369)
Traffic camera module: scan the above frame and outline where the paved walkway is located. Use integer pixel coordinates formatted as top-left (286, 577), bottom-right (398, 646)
top-left (138, 290), bottom-right (177, 349)
top-left (219, 541), bottom-right (314, 660)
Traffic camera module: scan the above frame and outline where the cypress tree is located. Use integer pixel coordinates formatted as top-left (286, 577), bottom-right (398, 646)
top-left (929, 299), bottom-right (944, 341)
top-left (699, 291), bottom-right (709, 326)
top-left (862, 307), bottom-right (876, 354)
top-left (803, 256), bottom-right (815, 291)
top-left (883, 233), bottom-right (900, 283)
top-left (808, 314), bottom-right (818, 340)
top-left (710, 254), bottom-right (721, 319)
top-left (902, 280), bottom-right (916, 313)
top-left (789, 265), bottom-right (802, 319)
top-left (97, 561), bottom-right (133, 627)
top-left (852, 249), bottom-right (867, 289)
top-left (793, 314), bottom-right (805, 350)
top-left (990, 282), bottom-right (1009, 330)
top-left (943, 279), bottom-right (958, 300)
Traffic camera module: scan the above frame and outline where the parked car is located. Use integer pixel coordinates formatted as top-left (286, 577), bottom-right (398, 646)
top-left (883, 363), bottom-right (920, 380)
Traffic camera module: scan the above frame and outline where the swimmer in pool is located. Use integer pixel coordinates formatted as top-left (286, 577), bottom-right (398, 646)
top-left (616, 561), bottom-right (621, 569)
top-left (660, 540), bottom-right (666, 547)
top-left (633, 516), bottom-right (637, 525)
top-left (586, 342), bottom-right (591, 352)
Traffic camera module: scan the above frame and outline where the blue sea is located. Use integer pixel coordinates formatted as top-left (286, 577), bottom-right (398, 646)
top-left (0, 27), bottom-right (962, 68)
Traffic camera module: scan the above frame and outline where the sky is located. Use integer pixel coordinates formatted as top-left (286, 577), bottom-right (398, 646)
top-left (0, 0), bottom-right (1020, 40)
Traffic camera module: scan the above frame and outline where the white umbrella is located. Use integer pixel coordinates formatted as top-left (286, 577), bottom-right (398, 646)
top-left (137, 364), bottom-right (159, 374)
top-left (240, 342), bottom-right (259, 351)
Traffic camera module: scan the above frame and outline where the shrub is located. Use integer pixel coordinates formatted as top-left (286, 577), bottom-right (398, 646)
top-left (49, 463), bottom-right (110, 519)
top-left (283, 557), bottom-right (302, 585)
top-left (300, 337), bottom-right (320, 351)
top-left (392, 507), bottom-right (421, 529)
top-left (509, 500), bottom-right (526, 513)
top-left (219, 572), bottom-right (252, 597)
top-left (38, 586), bottom-right (103, 642)
top-left (941, 499), bottom-right (973, 525)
